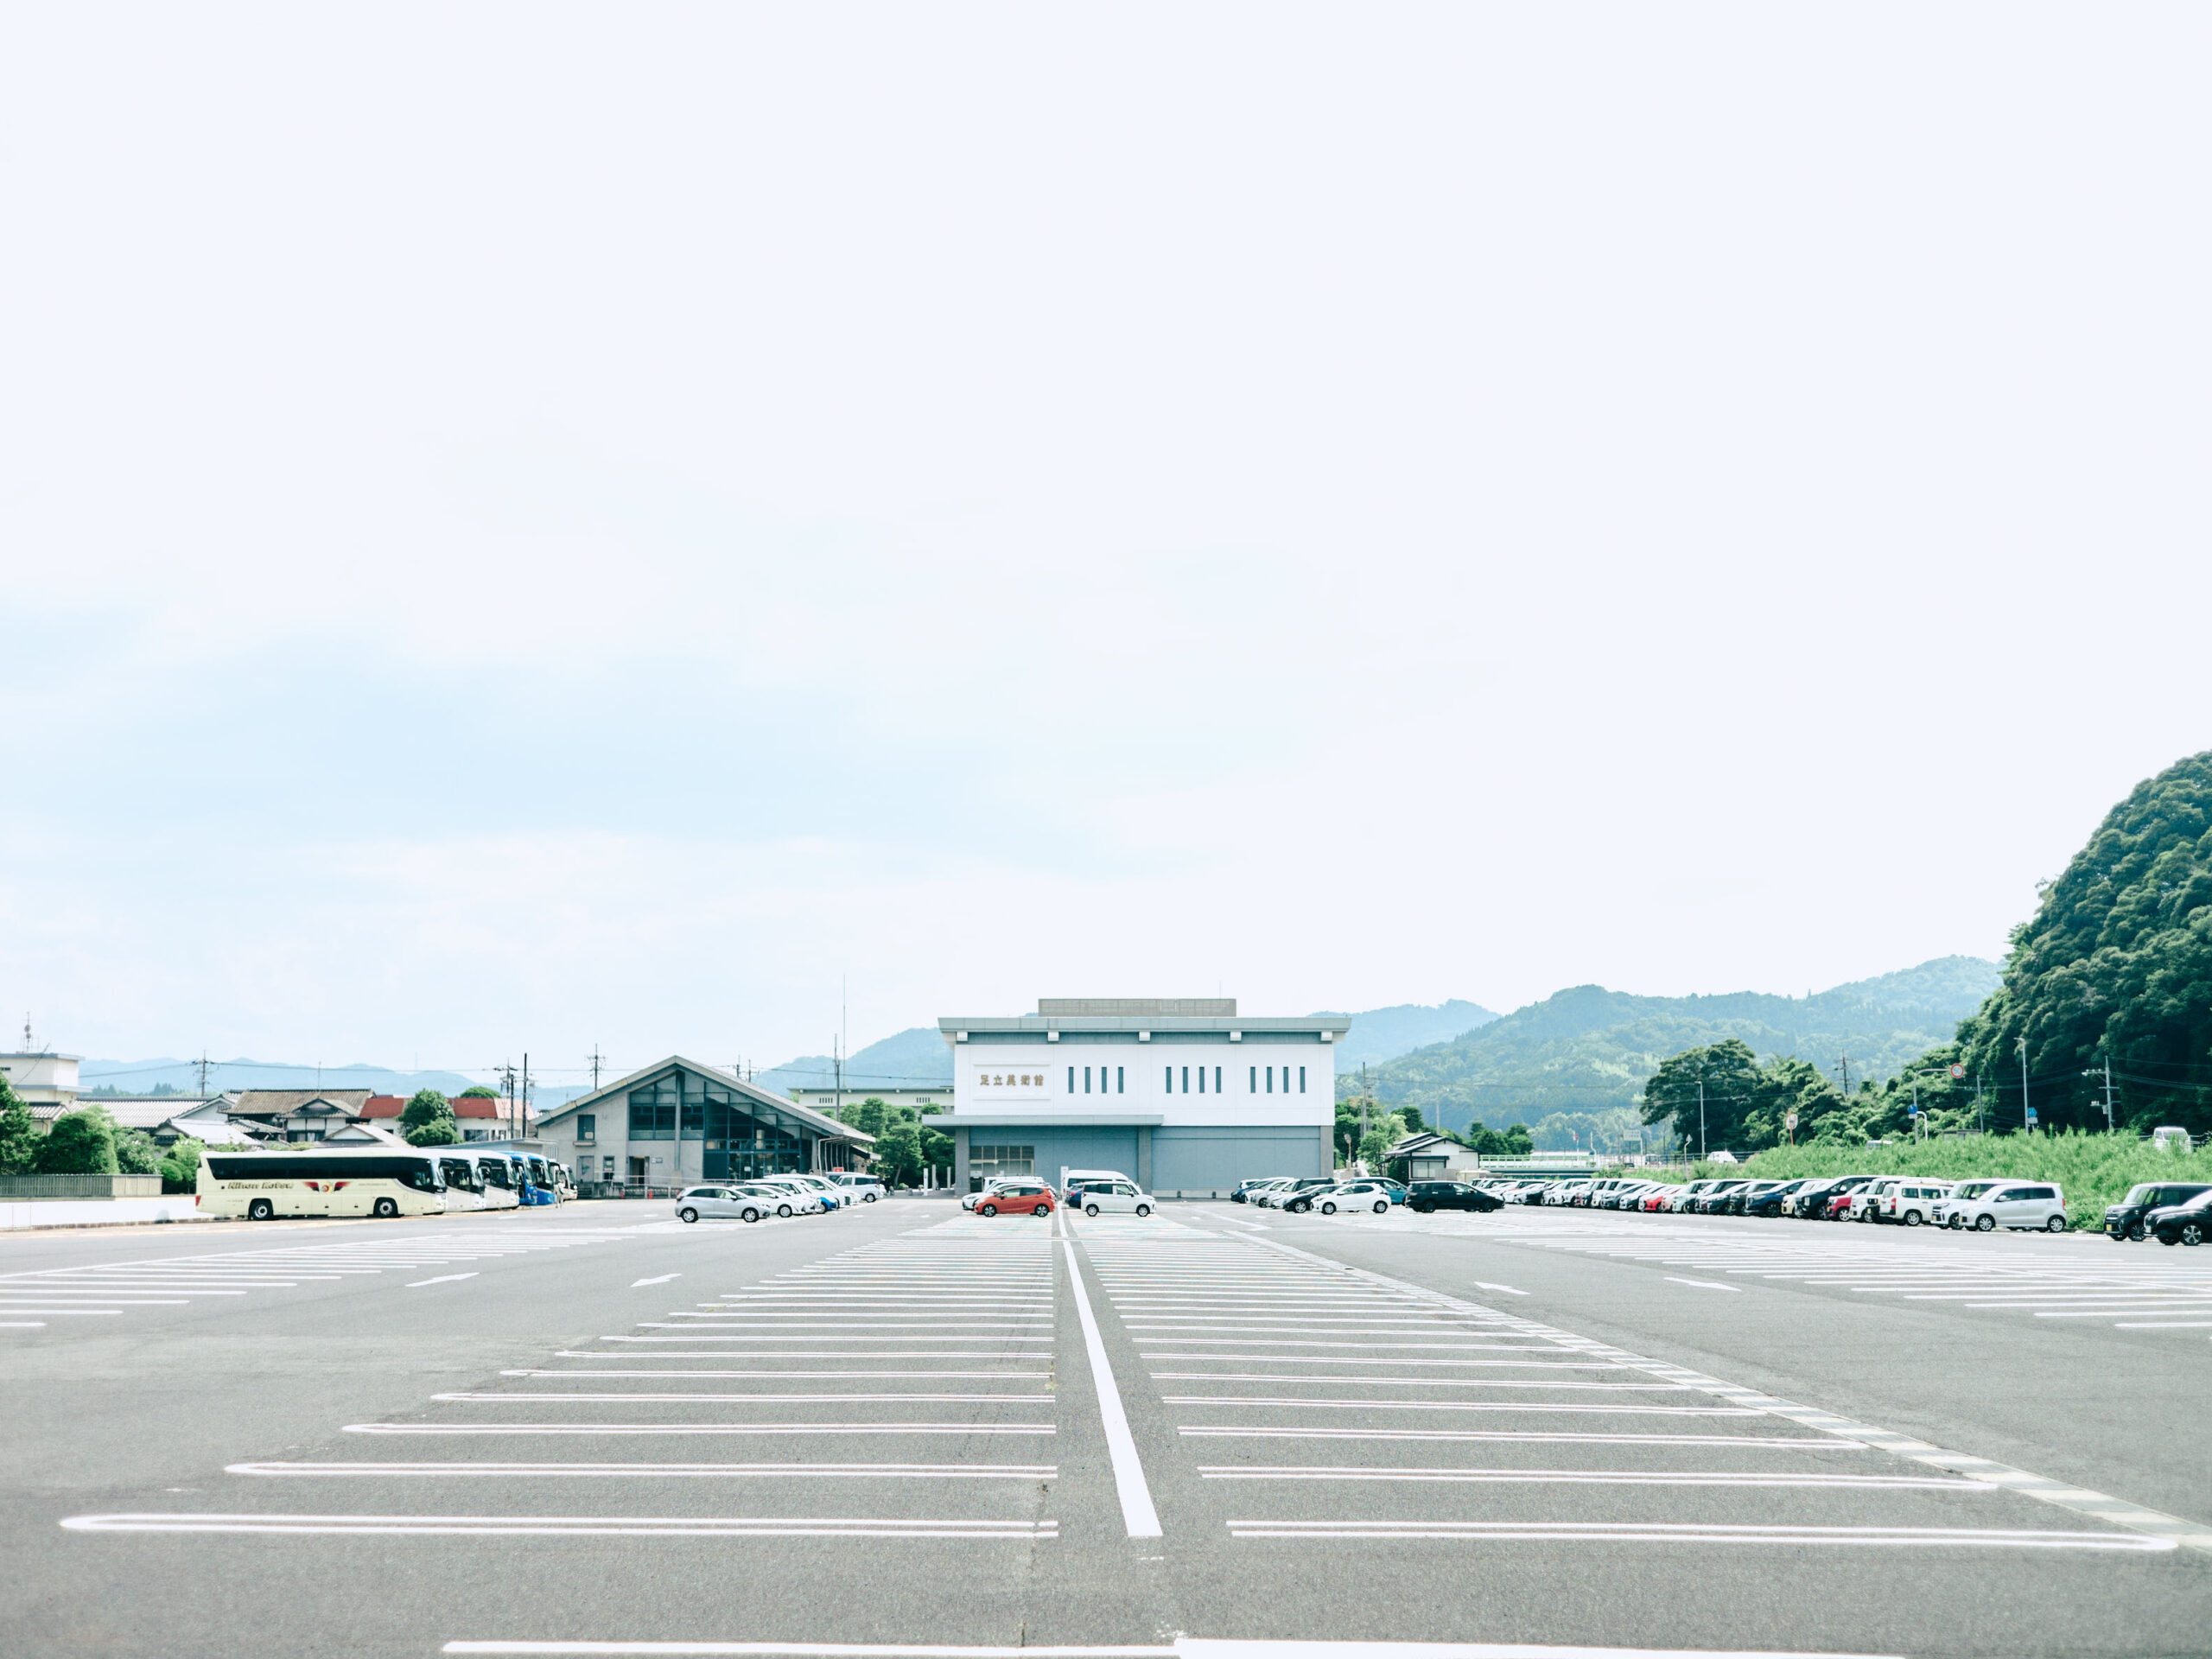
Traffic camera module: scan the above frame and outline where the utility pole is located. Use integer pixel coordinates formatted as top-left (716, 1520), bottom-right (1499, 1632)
top-left (1698, 1079), bottom-right (1707, 1164)
top-left (833, 1034), bottom-right (843, 1124)
top-left (195, 1052), bottom-right (213, 1096)
top-left (521, 1053), bottom-right (530, 1140)
top-left (2018, 1035), bottom-right (2031, 1133)
top-left (589, 1047), bottom-right (603, 1092)
top-left (1975, 1072), bottom-right (1985, 1135)
top-left (2105, 1056), bottom-right (2116, 1132)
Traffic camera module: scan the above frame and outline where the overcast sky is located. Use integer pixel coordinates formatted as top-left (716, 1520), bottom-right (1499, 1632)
top-left (3, 5), bottom-right (2208, 1084)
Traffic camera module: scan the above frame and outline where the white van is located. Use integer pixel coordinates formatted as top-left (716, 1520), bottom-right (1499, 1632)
top-left (1061, 1168), bottom-right (1134, 1203)
top-left (1078, 1179), bottom-right (1155, 1217)
top-left (830, 1173), bottom-right (885, 1202)
top-left (1876, 1180), bottom-right (1953, 1227)
top-left (1948, 1182), bottom-right (2069, 1233)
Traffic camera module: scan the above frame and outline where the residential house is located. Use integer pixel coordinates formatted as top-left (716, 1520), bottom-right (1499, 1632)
top-left (226, 1090), bottom-right (375, 1142)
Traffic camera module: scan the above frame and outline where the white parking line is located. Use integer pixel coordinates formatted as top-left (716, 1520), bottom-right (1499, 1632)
top-left (63, 1512), bottom-right (1058, 1539)
top-left (342, 1421), bottom-right (1058, 1436)
top-left (1060, 1236), bottom-right (1160, 1538)
top-left (1224, 1519), bottom-right (2172, 1549)
top-left (1197, 1466), bottom-right (1993, 1490)
top-left (438, 1643), bottom-right (1907, 1659)
top-left (1662, 1278), bottom-right (1741, 1293)
top-left (228, 1461), bottom-right (1058, 1479)
top-left (631, 1274), bottom-right (683, 1287)
top-left (408, 1274), bottom-right (481, 1288)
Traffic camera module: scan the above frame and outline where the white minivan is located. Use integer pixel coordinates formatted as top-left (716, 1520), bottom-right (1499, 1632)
top-left (1078, 1179), bottom-right (1155, 1217)
top-left (1877, 1180), bottom-right (1954, 1227)
top-left (1947, 1182), bottom-right (2069, 1233)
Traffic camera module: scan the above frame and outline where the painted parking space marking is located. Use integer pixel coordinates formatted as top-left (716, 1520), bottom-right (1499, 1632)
top-left (1662, 1277), bottom-right (1741, 1292)
top-left (408, 1273), bottom-right (481, 1287)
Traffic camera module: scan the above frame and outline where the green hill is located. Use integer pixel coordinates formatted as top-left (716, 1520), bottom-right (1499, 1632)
top-left (1349, 957), bottom-right (1999, 1140)
top-left (1956, 749), bottom-right (2212, 1135)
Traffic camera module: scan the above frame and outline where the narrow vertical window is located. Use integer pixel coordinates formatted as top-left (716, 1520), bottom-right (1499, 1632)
top-left (1181, 1065), bottom-right (1189, 1092)
top-left (1084, 1066), bottom-right (1092, 1094)
top-left (1249, 1065), bottom-right (1256, 1091)
top-left (1299, 1066), bottom-right (1306, 1093)
top-left (1198, 1065), bottom-right (1205, 1094)
top-left (1214, 1065), bottom-right (1222, 1093)
top-left (1165, 1065), bottom-right (1172, 1092)
top-left (1116, 1066), bottom-right (1124, 1094)
top-left (1067, 1066), bottom-right (1074, 1092)
top-left (1266, 1067), bottom-right (1274, 1093)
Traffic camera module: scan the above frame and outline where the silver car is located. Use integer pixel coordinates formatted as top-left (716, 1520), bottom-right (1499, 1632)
top-left (676, 1184), bottom-right (779, 1224)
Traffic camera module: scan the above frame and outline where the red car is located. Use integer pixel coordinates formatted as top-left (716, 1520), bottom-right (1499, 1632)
top-left (1821, 1192), bottom-right (1855, 1220)
top-left (975, 1181), bottom-right (1056, 1217)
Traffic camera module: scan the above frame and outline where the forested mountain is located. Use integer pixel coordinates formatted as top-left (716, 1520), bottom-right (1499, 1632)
top-left (1347, 957), bottom-right (1999, 1141)
top-left (1314, 1000), bottom-right (1498, 1070)
top-left (1954, 750), bottom-right (2212, 1135)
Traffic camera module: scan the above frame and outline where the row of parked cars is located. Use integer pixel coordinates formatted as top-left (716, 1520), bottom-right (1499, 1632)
top-left (1232, 1176), bottom-right (1509, 1215)
top-left (1488, 1172), bottom-right (2212, 1243)
top-left (1494, 1173), bottom-right (2079, 1232)
top-left (673, 1170), bottom-right (884, 1223)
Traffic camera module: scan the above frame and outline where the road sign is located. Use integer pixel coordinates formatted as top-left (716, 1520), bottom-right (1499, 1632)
top-left (1784, 1112), bottom-right (1798, 1131)
top-left (1948, 1063), bottom-right (1967, 1080)
top-left (2026, 1107), bottom-right (2039, 1123)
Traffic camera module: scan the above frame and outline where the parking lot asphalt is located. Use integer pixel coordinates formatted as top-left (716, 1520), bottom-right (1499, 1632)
top-left (4, 1198), bottom-right (2207, 1658)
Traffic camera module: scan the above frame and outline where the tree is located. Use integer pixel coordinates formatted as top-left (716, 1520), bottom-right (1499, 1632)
top-left (401, 1090), bottom-right (453, 1130)
top-left (0, 1076), bottom-right (38, 1175)
top-left (114, 1128), bottom-right (163, 1176)
top-left (157, 1136), bottom-right (206, 1193)
top-left (847, 1098), bottom-right (892, 1140)
top-left (457, 1085), bottom-right (499, 1099)
top-left (872, 1120), bottom-right (924, 1186)
top-left (406, 1117), bottom-right (461, 1147)
top-left (1955, 750), bottom-right (2212, 1136)
top-left (35, 1109), bottom-right (119, 1175)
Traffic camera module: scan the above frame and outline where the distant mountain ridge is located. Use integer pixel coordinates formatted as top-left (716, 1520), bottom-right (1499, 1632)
top-left (1313, 1000), bottom-right (1499, 1071)
top-left (1351, 956), bottom-right (2001, 1139)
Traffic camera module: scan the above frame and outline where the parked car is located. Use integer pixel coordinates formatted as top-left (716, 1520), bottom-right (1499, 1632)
top-left (1738, 1179), bottom-right (1804, 1218)
top-left (829, 1173), bottom-right (885, 1202)
top-left (1292, 1180), bottom-right (1392, 1215)
top-left (1847, 1179), bottom-right (1900, 1222)
top-left (2147, 1190), bottom-right (2212, 1247)
top-left (675, 1184), bottom-right (780, 1224)
top-left (1947, 1182), bottom-right (2069, 1233)
top-left (1694, 1180), bottom-right (1751, 1214)
top-left (974, 1180), bottom-right (1056, 1217)
top-left (2106, 1182), bottom-right (2212, 1242)
top-left (750, 1179), bottom-right (828, 1217)
top-left (1230, 1179), bottom-right (1278, 1204)
top-left (961, 1176), bottom-right (1029, 1212)
top-left (1268, 1178), bottom-right (1338, 1210)
top-left (1875, 1180), bottom-right (1953, 1228)
top-left (1931, 1179), bottom-right (2005, 1228)
top-left (1078, 1179), bottom-right (1154, 1217)
top-left (1408, 1180), bottom-right (1504, 1215)
top-left (1665, 1180), bottom-right (1719, 1213)
top-left (1789, 1176), bottom-right (1872, 1218)
top-left (1821, 1189), bottom-right (1859, 1220)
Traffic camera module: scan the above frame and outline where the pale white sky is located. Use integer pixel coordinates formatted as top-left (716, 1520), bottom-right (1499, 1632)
top-left (3, 5), bottom-right (2207, 1083)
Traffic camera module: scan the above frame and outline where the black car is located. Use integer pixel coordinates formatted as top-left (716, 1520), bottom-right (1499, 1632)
top-left (2105, 1182), bottom-right (2212, 1242)
top-left (2146, 1190), bottom-right (2212, 1248)
top-left (1230, 1179), bottom-right (1275, 1205)
top-left (1744, 1179), bottom-right (1808, 1218)
top-left (1790, 1174), bottom-right (1872, 1218)
top-left (1408, 1180), bottom-right (1503, 1215)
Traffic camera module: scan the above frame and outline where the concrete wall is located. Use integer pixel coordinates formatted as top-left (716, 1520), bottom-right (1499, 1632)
top-left (0, 1174), bottom-right (162, 1200)
top-left (0, 1197), bottom-right (203, 1230)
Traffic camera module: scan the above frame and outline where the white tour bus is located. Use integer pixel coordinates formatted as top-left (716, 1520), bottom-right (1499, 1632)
top-left (197, 1147), bottom-right (448, 1221)
top-left (435, 1151), bottom-right (524, 1212)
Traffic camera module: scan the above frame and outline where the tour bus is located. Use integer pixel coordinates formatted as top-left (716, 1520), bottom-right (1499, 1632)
top-left (435, 1151), bottom-right (527, 1212)
top-left (197, 1147), bottom-right (448, 1221)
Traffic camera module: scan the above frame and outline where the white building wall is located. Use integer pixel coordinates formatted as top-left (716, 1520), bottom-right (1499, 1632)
top-left (958, 1040), bottom-right (1332, 1126)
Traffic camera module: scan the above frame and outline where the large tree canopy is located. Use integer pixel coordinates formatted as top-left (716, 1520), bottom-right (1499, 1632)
top-left (1958, 751), bottom-right (2212, 1135)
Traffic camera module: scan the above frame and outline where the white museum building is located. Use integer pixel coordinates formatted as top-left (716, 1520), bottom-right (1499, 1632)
top-left (934, 998), bottom-right (1347, 1196)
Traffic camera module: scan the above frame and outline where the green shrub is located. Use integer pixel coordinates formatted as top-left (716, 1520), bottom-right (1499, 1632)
top-left (405, 1118), bottom-right (460, 1147)
top-left (35, 1109), bottom-right (119, 1175)
top-left (158, 1137), bottom-right (206, 1194)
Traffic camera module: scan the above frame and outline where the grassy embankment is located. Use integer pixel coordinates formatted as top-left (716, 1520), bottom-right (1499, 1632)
top-left (1640, 1133), bottom-right (2212, 1222)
